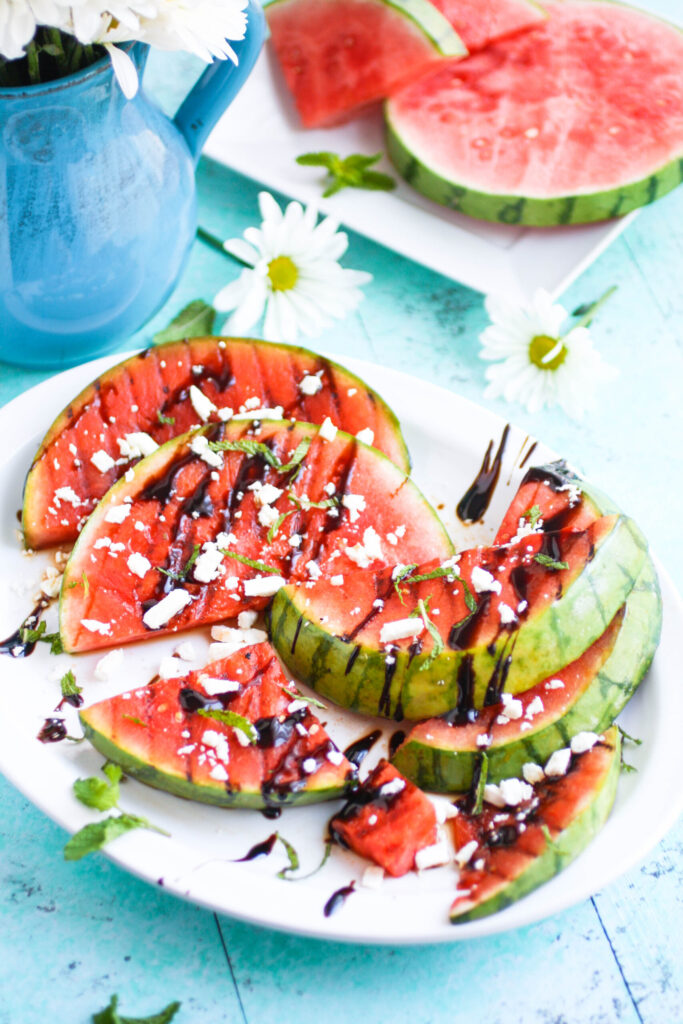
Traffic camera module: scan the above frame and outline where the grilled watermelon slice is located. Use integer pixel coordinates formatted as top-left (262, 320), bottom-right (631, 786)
top-left (392, 554), bottom-right (661, 790)
top-left (23, 337), bottom-right (410, 550)
top-left (495, 460), bottom-right (618, 544)
top-left (270, 515), bottom-right (648, 719)
top-left (386, 0), bottom-right (683, 226)
top-left (329, 759), bottom-right (438, 876)
top-left (80, 643), bottom-right (357, 809)
top-left (59, 420), bottom-right (452, 653)
top-left (450, 727), bottom-right (621, 921)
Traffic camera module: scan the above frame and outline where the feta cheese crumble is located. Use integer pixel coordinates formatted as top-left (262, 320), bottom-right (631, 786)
top-left (243, 575), bottom-right (286, 597)
top-left (189, 385), bottom-right (216, 422)
top-left (142, 589), bottom-right (192, 630)
top-left (470, 566), bottom-right (502, 595)
top-left (319, 417), bottom-right (338, 442)
top-left (127, 552), bottom-right (151, 579)
top-left (545, 747), bottom-right (572, 777)
top-left (91, 449), bottom-right (116, 474)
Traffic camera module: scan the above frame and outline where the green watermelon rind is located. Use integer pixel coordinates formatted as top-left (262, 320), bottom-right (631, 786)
top-left (392, 554), bottom-right (661, 790)
top-left (79, 717), bottom-right (353, 810)
top-left (386, 116), bottom-right (683, 226)
top-left (263, 0), bottom-right (468, 58)
top-left (22, 335), bottom-right (412, 550)
top-left (450, 727), bottom-right (622, 922)
top-left (269, 515), bottom-right (648, 720)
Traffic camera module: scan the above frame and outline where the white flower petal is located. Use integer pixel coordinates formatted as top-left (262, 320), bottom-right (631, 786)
top-left (105, 43), bottom-right (139, 99)
top-left (223, 238), bottom-right (259, 266)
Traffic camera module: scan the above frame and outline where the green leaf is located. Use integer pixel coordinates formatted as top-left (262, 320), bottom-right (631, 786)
top-left (287, 492), bottom-right (338, 512)
top-left (471, 752), bottom-right (488, 816)
top-left (267, 508), bottom-right (297, 543)
top-left (296, 152), bottom-right (338, 169)
top-left (208, 437), bottom-right (311, 475)
top-left (157, 543), bottom-right (201, 583)
top-left (417, 597), bottom-right (444, 671)
top-left (392, 563), bottom-right (418, 604)
top-left (297, 149), bottom-right (396, 198)
top-left (280, 684), bottom-right (326, 710)
top-left (153, 299), bottom-right (216, 345)
top-left (220, 550), bottom-right (280, 575)
top-left (523, 504), bottom-right (542, 528)
top-left (618, 725), bottom-right (642, 746)
top-left (20, 620), bottom-right (46, 644)
top-left (197, 707), bottom-right (258, 744)
top-left (156, 410), bottom-right (176, 426)
top-left (533, 553), bottom-right (570, 571)
top-left (60, 669), bottom-right (81, 701)
top-left (73, 762), bottom-right (122, 811)
top-left (93, 993), bottom-right (181, 1024)
top-left (275, 832), bottom-right (300, 878)
top-left (122, 715), bottom-right (148, 727)
top-left (64, 812), bottom-right (168, 861)
top-left (279, 839), bottom-right (333, 881)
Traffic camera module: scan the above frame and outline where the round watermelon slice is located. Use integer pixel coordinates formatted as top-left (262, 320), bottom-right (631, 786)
top-left (23, 337), bottom-right (410, 551)
top-left (386, 0), bottom-right (683, 225)
top-left (270, 514), bottom-right (648, 720)
top-left (391, 554), bottom-right (661, 790)
top-left (449, 727), bottom-right (621, 921)
top-left (59, 420), bottom-right (453, 653)
top-left (265, 0), bottom-right (467, 128)
top-left (80, 643), bottom-right (357, 809)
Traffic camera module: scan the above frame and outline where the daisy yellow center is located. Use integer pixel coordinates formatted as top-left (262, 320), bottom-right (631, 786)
top-left (267, 256), bottom-right (298, 292)
top-left (529, 334), bottom-right (567, 371)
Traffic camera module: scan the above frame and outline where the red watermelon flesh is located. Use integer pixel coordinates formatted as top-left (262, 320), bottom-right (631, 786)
top-left (402, 609), bottom-right (622, 752)
top-left (387, 1), bottom-right (683, 200)
top-left (289, 518), bottom-right (615, 654)
top-left (330, 759), bottom-right (438, 876)
top-left (266, 0), bottom-right (465, 129)
top-left (23, 337), bottom-right (410, 550)
top-left (430, 0), bottom-right (545, 52)
top-left (495, 462), bottom-right (601, 544)
top-left (450, 728), bottom-right (619, 919)
top-left (80, 644), bottom-right (356, 808)
top-left (59, 420), bottom-right (452, 653)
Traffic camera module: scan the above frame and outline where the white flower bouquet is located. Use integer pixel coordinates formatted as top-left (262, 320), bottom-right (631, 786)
top-left (0, 0), bottom-right (248, 96)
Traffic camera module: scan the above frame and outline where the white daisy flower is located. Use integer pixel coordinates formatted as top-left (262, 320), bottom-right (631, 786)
top-left (479, 288), bottom-right (617, 421)
top-left (214, 191), bottom-right (372, 343)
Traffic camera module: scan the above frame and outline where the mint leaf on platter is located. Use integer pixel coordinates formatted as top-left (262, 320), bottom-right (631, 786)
top-left (93, 993), bottom-right (181, 1024)
top-left (153, 300), bottom-right (216, 345)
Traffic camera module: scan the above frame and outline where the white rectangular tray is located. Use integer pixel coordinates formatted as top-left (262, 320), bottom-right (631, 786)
top-left (205, 50), bottom-right (636, 303)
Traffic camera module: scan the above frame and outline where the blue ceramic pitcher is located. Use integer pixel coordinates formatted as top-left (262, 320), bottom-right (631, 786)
top-left (0, 1), bottom-right (264, 369)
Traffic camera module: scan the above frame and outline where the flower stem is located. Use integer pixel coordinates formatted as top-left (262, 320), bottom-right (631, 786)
top-left (196, 226), bottom-right (251, 268)
top-left (567, 285), bottom-right (617, 335)
top-left (26, 42), bottom-right (41, 84)
top-left (46, 28), bottom-right (69, 74)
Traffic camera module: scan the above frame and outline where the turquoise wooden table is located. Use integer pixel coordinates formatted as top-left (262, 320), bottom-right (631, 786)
top-left (1, 29), bottom-right (682, 1024)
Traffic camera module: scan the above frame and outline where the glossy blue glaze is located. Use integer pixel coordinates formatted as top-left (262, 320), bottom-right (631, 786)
top-left (0, 2), bottom-right (264, 370)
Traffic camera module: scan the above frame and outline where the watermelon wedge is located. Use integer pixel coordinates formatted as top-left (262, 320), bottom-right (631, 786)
top-left (270, 515), bottom-right (648, 719)
top-left (392, 554), bottom-right (661, 790)
top-left (329, 759), bottom-right (438, 876)
top-left (59, 420), bottom-right (453, 653)
top-left (265, 0), bottom-right (467, 128)
top-left (429, 0), bottom-right (545, 52)
top-left (450, 727), bottom-right (621, 921)
top-left (80, 644), bottom-right (357, 809)
top-left (23, 337), bottom-right (410, 550)
top-left (386, 0), bottom-right (683, 225)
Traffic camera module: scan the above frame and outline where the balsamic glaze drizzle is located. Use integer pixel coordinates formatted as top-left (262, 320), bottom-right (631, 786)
top-left (0, 597), bottom-right (51, 658)
top-left (388, 730), bottom-right (406, 759)
top-left (457, 424), bottom-right (510, 524)
top-left (343, 730), bottom-right (381, 768)
top-left (323, 881), bottom-right (355, 918)
top-left (232, 833), bottom-right (278, 862)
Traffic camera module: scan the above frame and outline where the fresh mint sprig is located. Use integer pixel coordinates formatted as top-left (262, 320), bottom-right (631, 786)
top-left (208, 437), bottom-right (311, 475)
top-left (296, 151), bottom-right (396, 198)
top-left (153, 298), bottom-right (216, 345)
top-left (219, 550), bottom-right (280, 575)
top-left (93, 993), bottom-right (181, 1024)
top-left (157, 543), bottom-right (201, 583)
top-left (534, 553), bottom-right (569, 571)
top-left (196, 707), bottom-right (258, 745)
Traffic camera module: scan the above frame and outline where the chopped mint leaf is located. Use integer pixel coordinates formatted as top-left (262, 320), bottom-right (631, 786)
top-left (220, 550), bottom-right (279, 575)
top-left (64, 812), bottom-right (169, 861)
top-left (534, 553), bottom-right (570, 571)
top-left (280, 684), bottom-right (326, 710)
top-left (156, 410), bottom-right (176, 426)
top-left (275, 832), bottom-right (299, 878)
top-left (393, 563), bottom-right (418, 604)
top-left (417, 597), bottom-right (443, 671)
top-left (209, 437), bottom-right (311, 475)
top-left (60, 669), bottom-right (81, 702)
top-left (20, 619), bottom-right (64, 654)
top-left (197, 707), bottom-right (258, 744)
top-left (287, 492), bottom-right (338, 512)
top-left (462, 579), bottom-right (478, 613)
top-left (523, 505), bottom-right (542, 528)
top-left (122, 715), bottom-right (148, 727)
top-left (267, 508), bottom-right (297, 543)
top-left (157, 543), bottom-right (201, 583)
top-left (67, 570), bottom-right (90, 597)
top-left (93, 994), bottom-right (181, 1024)
top-left (471, 752), bottom-right (488, 816)
top-left (73, 762), bottom-right (122, 811)
top-left (153, 298), bottom-right (216, 345)
top-left (296, 150), bottom-right (396, 198)
top-left (279, 839), bottom-right (333, 882)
